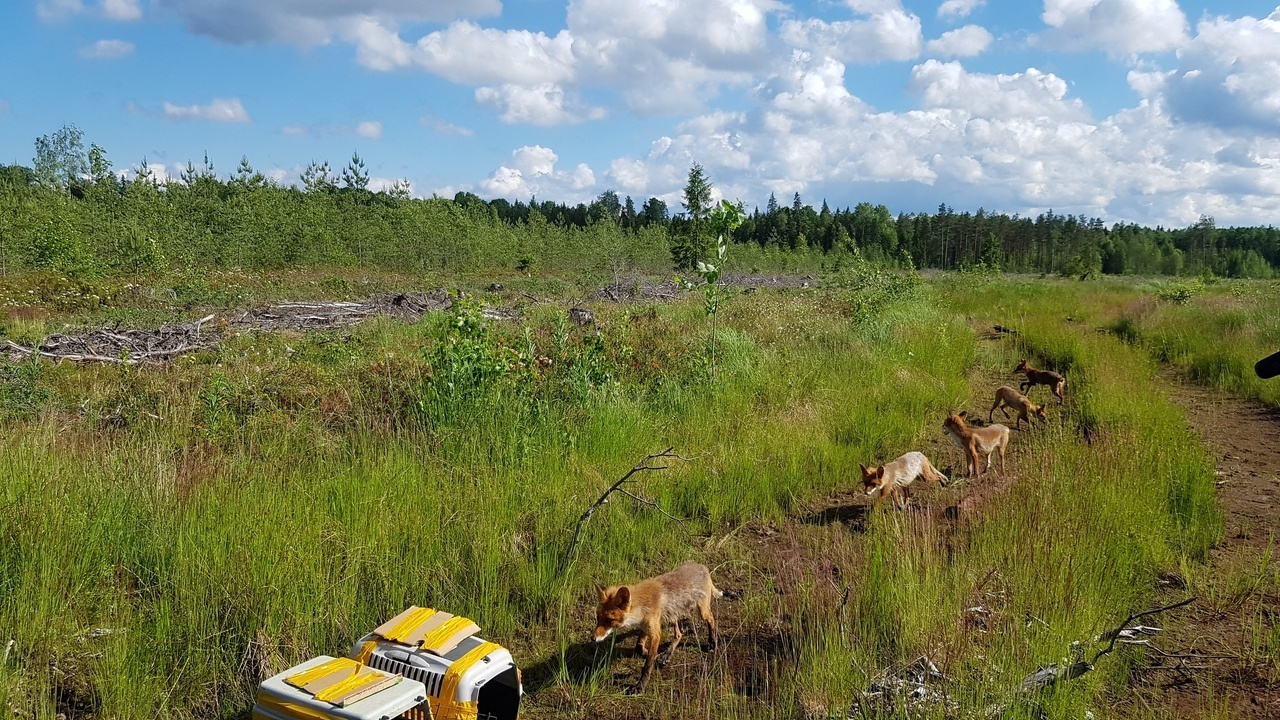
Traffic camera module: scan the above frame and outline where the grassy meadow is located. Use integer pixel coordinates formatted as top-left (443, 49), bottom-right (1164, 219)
top-left (0, 267), bottom-right (1249, 719)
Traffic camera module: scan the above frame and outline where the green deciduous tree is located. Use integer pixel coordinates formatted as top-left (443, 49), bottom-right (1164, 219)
top-left (33, 124), bottom-right (89, 190)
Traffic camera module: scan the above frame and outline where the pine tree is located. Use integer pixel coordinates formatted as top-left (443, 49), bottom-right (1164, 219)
top-left (341, 152), bottom-right (369, 191)
top-left (673, 163), bottom-right (713, 271)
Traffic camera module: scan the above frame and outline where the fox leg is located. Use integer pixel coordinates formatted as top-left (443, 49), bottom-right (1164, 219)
top-left (633, 620), bottom-right (661, 693)
top-left (698, 596), bottom-right (719, 651)
top-left (891, 485), bottom-right (908, 509)
top-left (1054, 381), bottom-right (1065, 404)
top-left (925, 460), bottom-right (949, 487)
top-left (660, 621), bottom-right (684, 666)
top-left (989, 399), bottom-right (999, 423)
top-left (968, 447), bottom-right (980, 478)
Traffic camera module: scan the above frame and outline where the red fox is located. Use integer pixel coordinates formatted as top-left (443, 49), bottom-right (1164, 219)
top-left (1015, 359), bottom-right (1066, 404)
top-left (989, 385), bottom-right (1046, 430)
top-left (943, 411), bottom-right (1009, 478)
top-left (860, 451), bottom-right (949, 509)
top-left (593, 562), bottom-right (722, 692)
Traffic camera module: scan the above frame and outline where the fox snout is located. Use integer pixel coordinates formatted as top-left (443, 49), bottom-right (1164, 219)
top-left (593, 625), bottom-right (613, 642)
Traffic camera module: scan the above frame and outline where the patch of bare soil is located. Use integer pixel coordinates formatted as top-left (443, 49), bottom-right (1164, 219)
top-left (1125, 379), bottom-right (1280, 719)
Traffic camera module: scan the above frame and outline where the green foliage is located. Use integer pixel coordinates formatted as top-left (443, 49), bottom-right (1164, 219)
top-left (1154, 281), bottom-right (1201, 305)
top-left (5, 135), bottom-right (1278, 281)
top-left (825, 258), bottom-right (921, 323)
top-left (672, 163), bottom-right (713, 271)
top-left (341, 152), bottom-right (369, 191)
top-left (112, 224), bottom-right (166, 276)
top-left (419, 300), bottom-right (521, 424)
top-left (33, 124), bottom-right (88, 190)
top-left (681, 200), bottom-right (746, 377)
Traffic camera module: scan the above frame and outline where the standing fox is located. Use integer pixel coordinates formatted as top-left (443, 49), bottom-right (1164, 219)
top-left (860, 451), bottom-right (949, 509)
top-left (943, 411), bottom-right (1010, 478)
top-left (989, 385), bottom-right (1047, 430)
top-left (1015, 359), bottom-right (1066, 404)
top-left (593, 562), bottom-right (722, 692)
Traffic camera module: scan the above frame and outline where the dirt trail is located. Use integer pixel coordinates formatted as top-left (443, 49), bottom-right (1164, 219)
top-left (1131, 379), bottom-right (1280, 718)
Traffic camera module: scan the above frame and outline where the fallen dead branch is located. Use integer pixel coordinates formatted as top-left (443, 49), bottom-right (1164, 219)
top-left (1016, 596), bottom-right (1200, 694)
top-left (850, 655), bottom-right (953, 719)
top-left (3, 313), bottom-right (220, 365)
top-left (561, 447), bottom-right (694, 571)
top-left (0, 289), bottom-right (527, 366)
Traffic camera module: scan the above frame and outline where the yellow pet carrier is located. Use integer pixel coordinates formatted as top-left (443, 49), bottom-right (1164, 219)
top-left (349, 606), bottom-right (522, 720)
top-left (252, 655), bottom-right (428, 720)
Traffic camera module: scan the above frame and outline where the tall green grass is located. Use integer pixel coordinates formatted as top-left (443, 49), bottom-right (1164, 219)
top-left (0, 273), bottom-right (1223, 718)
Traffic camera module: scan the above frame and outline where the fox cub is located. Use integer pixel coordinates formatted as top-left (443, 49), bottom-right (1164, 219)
top-left (860, 451), bottom-right (949, 508)
top-left (943, 411), bottom-right (1009, 478)
top-left (990, 385), bottom-right (1046, 430)
top-left (1015, 358), bottom-right (1066, 404)
top-left (593, 562), bottom-right (722, 692)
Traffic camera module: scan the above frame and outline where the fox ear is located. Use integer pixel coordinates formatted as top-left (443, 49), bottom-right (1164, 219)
top-left (615, 586), bottom-right (630, 607)
top-left (859, 463), bottom-right (868, 474)
top-left (594, 581), bottom-right (608, 602)
top-left (958, 410), bottom-right (969, 419)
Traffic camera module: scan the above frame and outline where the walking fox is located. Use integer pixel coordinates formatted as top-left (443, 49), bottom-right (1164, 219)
top-left (860, 451), bottom-right (948, 508)
top-left (943, 411), bottom-right (1010, 478)
top-left (990, 385), bottom-right (1046, 430)
top-left (1015, 358), bottom-right (1066, 404)
top-left (593, 562), bottom-right (722, 692)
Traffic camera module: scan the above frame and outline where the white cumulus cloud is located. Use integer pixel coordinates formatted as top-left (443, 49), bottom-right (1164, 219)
top-left (102, 0), bottom-right (141, 20)
top-left (1036, 0), bottom-right (1188, 55)
top-left (908, 60), bottom-right (1087, 120)
top-left (938, 0), bottom-right (985, 20)
top-left (1148, 9), bottom-right (1280, 135)
top-left (475, 84), bottom-right (606, 126)
top-left (163, 97), bottom-right (251, 123)
top-left (780, 6), bottom-right (923, 63)
top-left (926, 25), bottom-right (992, 57)
top-left (79, 39), bottom-right (135, 59)
top-left (479, 145), bottom-right (597, 200)
top-left (355, 121), bottom-right (383, 139)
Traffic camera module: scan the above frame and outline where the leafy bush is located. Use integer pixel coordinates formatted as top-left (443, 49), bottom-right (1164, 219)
top-left (419, 300), bottom-right (524, 424)
top-left (1154, 281), bottom-right (1201, 305)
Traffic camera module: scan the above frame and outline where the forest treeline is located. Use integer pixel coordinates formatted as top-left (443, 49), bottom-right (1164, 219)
top-left (1, 128), bottom-right (1276, 279)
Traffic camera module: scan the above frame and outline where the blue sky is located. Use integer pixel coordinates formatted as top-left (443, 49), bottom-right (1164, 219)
top-left (1, 1), bottom-right (1278, 227)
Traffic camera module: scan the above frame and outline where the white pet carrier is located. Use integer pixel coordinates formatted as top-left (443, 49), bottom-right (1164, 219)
top-left (349, 606), bottom-right (522, 720)
top-left (251, 655), bottom-right (428, 720)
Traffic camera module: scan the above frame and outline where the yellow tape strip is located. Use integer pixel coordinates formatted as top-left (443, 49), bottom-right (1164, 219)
top-left (285, 657), bottom-right (360, 689)
top-left (435, 640), bottom-right (499, 716)
top-left (382, 607), bottom-right (438, 643)
top-left (256, 695), bottom-right (341, 720)
top-left (421, 616), bottom-right (474, 653)
top-left (353, 639), bottom-right (378, 665)
top-left (313, 669), bottom-right (387, 704)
